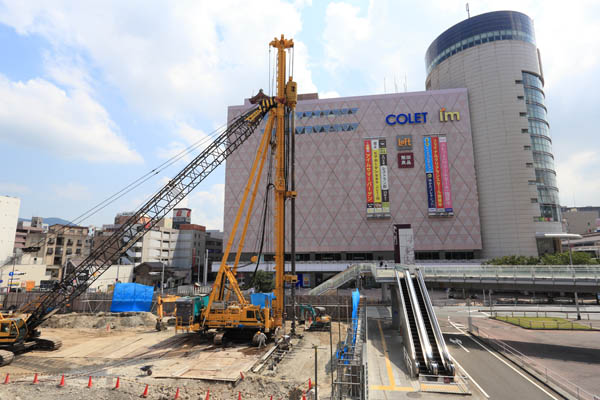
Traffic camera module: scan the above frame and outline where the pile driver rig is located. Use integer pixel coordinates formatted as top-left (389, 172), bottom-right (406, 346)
top-left (0, 34), bottom-right (297, 364)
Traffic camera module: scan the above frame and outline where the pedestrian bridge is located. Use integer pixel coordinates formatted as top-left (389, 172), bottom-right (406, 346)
top-left (308, 264), bottom-right (600, 295)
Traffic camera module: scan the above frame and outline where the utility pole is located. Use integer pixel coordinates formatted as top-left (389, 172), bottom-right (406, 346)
top-left (203, 248), bottom-right (209, 286)
top-left (568, 238), bottom-right (581, 320)
top-left (314, 345), bottom-right (318, 400)
top-left (290, 107), bottom-right (297, 336)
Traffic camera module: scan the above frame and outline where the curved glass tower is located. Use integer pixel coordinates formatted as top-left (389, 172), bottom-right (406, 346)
top-left (426, 11), bottom-right (562, 257)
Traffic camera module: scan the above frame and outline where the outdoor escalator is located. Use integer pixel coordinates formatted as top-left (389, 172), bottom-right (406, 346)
top-left (398, 276), bottom-right (428, 375)
top-left (412, 277), bottom-right (444, 372)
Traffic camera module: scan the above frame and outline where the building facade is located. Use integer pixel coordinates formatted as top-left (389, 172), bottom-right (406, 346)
top-left (563, 209), bottom-right (599, 234)
top-left (225, 89), bottom-right (482, 262)
top-left (425, 10), bottom-right (563, 257)
top-left (0, 195), bottom-right (20, 265)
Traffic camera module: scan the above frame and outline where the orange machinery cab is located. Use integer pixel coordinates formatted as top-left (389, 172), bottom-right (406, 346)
top-left (0, 317), bottom-right (27, 344)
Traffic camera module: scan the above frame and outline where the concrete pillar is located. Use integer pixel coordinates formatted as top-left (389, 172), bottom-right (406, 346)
top-left (381, 283), bottom-right (391, 302)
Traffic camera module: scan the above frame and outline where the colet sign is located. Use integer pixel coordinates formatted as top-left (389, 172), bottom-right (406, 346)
top-left (385, 112), bottom-right (428, 125)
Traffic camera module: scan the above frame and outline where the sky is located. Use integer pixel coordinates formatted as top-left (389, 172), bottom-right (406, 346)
top-left (0, 0), bottom-right (599, 230)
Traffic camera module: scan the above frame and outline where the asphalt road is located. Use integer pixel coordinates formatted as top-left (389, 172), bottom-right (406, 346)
top-left (443, 321), bottom-right (561, 400)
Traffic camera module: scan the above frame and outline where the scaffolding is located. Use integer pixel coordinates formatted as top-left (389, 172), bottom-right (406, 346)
top-left (332, 295), bottom-right (368, 399)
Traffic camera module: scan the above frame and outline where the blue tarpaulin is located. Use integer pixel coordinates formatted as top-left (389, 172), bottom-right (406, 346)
top-left (110, 283), bottom-right (154, 312)
top-left (337, 289), bottom-right (361, 362)
top-left (250, 292), bottom-right (275, 309)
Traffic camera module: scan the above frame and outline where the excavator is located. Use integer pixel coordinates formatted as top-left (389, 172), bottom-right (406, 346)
top-left (0, 34), bottom-right (297, 365)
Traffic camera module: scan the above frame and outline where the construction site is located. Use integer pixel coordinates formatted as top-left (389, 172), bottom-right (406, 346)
top-left (2, 31), bottom-right (593, 400)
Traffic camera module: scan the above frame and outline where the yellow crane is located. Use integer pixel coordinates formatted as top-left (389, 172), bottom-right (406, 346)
top-left (198, 35), bottom-right (297, 344)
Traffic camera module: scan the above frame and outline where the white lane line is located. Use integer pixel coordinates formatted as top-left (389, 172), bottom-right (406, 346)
top-left (448, 320), bottom-right (559, 400)
top-left (449, 338), bottom-right (470, 353)
top-left (480, 311), bottom-right (490, 317)
top-left (450, 355), bottom-right (490, 398)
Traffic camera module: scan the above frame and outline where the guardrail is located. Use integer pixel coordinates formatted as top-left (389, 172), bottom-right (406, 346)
top-left (308, 263), bottom-right (375, 296)
top-left (471, 323), bottom-right (599, 400)
top-left (420, 265), bottom-right (600, 280)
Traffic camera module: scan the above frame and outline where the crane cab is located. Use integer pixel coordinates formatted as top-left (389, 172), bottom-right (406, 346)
top-left (0, 317), bottom-right (27, 344)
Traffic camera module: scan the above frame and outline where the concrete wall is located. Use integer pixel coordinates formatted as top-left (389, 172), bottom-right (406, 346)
top-left (427, 40), bottom-right (562, 257)
top-left (563, 211), bottom-right (599, 234)
top-left (0, 195), bottom-right (19, 265)
top-left (0, 263), bottom-right (47, 291)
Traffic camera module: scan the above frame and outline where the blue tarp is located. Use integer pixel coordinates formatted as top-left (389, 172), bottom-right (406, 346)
top-left (110, 283), bottom-right (154, 312)
top-left (250, 292), bottom-right (275, 309)
top-left (337, 289), bottom-right (361, 362)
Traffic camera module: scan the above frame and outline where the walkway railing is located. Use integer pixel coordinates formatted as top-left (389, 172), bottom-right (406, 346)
top-left (420, 265), bottom-right (600, 281)
top-left (308, 264), bottom-right (375, 296)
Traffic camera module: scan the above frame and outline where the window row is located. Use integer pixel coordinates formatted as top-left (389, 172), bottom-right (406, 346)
top-left (524, 87), bottom-right (545, 105)
top-left (296, 108), bottom-right (359, 119)
top-left (532, 152), bottom-right (556, 170)
top-left (528, 119), bottom-right (550, 137)
top-left (531, 136), bottom-right (553, 153)
top-left (539, 204), bottom-right (561, 222)
top-left (295, 123), bottom-right (360, 134)
top-left (522, 72), bottom-right (543, 89)
top-left (427, 29), bottom-right (535, 73)
top-left (526, 103), bottom-right (547, 121)
top-left (537, 186), bottom-right (560, 205)
top-left (535, 169), bottom-right (558, 189)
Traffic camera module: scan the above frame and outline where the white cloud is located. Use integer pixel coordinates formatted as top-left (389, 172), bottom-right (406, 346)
top-left (556, 151), bottom-right (600, 207)
top-left (0, 182), bottom-right (29, 194)
top-left (0, 1), bottom-right (317, 122)
top-left (0, 74), bottom-right (142, 163)
top-left (188, 183), bottom-right (225, 230)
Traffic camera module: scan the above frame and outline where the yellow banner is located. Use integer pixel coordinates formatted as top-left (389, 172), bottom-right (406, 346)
top-left (371, 139), bottom-right (381, 204)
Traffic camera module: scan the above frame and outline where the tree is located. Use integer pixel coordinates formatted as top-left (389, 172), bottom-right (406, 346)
top-left (252, 270), bottom-right (274, 292)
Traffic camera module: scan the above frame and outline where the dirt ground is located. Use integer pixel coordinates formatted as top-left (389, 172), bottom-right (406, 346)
top-left (0, 313), bottom-right (347, 399)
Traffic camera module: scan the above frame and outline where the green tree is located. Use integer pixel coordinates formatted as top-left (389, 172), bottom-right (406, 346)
top-left (541, 252), bottom-right (598, 265)
top-left (252, 270), bottom-right (274, 292)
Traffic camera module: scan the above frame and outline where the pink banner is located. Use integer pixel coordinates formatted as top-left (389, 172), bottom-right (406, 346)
top-left (439, 136), bottom-right (453, 211)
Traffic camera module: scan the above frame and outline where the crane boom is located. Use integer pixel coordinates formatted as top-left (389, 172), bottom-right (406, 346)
top-left (19, 98), bottom-right (276, 334)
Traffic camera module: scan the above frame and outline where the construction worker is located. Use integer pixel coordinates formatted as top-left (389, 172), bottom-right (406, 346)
top-left (257, 330), bottom-right (267, 348)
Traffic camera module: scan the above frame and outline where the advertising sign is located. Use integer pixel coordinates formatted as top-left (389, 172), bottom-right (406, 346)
top-left (363, 140), bottom-right (374, 214)
top-left (423, 137), bottom-right (436, 212)
top-left (398, 152), bottom-right (414, 168)
top-left (431, 137), bottom-right (444, 210)
top-left (439, 137), bottom-right (454, 212)
top-left (424, 136), bottom-right (454, 216)
top-left (364, 138), bottom-right (390, 218)
top-left (396, 135), bottom-right (413, 150)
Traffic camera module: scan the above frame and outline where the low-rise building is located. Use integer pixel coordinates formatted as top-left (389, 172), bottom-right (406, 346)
top-left (563, 209), bottom-right (600, 234)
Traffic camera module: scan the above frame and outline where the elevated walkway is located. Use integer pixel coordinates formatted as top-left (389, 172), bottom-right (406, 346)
top-left (308, 263), bottom-right (600, 294)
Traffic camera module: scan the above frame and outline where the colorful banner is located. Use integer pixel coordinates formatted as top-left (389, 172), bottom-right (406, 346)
top-left (439, 137), bottom-right (453, 212)
top-left (363, 140), bottom-right (374, 214)
top-left (371, 139), bottom-right (382, 208)
top-left (423, 137), bottom-right (436, 212)
top-left (431, 137), bottom-right (444, 210)
top-left (364, 138), bottom-right (390, 218)
top-left (379, 139), bottom-right (390, 213)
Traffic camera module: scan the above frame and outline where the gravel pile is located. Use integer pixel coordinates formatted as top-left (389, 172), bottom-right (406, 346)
top-left (42, 312), bottom-right (157, 329)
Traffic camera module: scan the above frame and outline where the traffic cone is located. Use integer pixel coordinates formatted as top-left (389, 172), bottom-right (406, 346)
top-left (174, 387), bottom-right (180, 399)
top-left (87, 376), bottom-right (93, 388)
top-left (106, 323), bottom-right (110, 332)
top-left (308, 378), bottom-right (312, 390)
top-left (32, 373), bottom-right (39, 384)
top-left (240, 371), bottom-right (244, 380)
top-left (238, 391), bottom-right (242, 400)
top-left (269, 396), bottom-right (273, 400)
top-left (58, 374), bottom-right (65, 387)
top-left (141, 383), bottom-right (149, 398)
top-left (114, 377), bottom-right (120, 389)
top-left (204, 389), bottom-right (210, 400)
top-left (3, 373), bottom-right (9, 384)
top-left (301, 390), bottom-right (306, 400)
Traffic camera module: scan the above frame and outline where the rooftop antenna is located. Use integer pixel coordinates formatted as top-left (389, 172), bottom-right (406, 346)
top-left (404, 73), bottom-right (407, 92)
top-left (384, 77), bottom-right (387, 93)
top-left (394, 75), bottom-right (398, 93)
top-left (466, 3), bottom-right (470, 18)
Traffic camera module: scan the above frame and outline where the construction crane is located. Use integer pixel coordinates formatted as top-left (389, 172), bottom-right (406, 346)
top-left (0, 34), bottom-right (290, 364)
top-left (196, 35), bottom-right (297, 345)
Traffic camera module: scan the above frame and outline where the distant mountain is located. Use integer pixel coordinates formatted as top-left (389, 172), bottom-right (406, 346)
top-left (19, 217), bottom-right (74, 226)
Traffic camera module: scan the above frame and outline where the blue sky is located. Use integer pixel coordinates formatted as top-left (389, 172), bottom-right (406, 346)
top-left (1, 0), bottom-right (598, 230)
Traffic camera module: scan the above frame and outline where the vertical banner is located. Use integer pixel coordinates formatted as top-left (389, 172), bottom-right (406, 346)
top-left (423, 137), bottom-right (436, 213)
top-left (364, 138), bottom-right (391, 218)
top-left (431, 137), bottom-right (444, 210)
top-left (363, 140), bottom-right (374, 215)
top-left (439, 136), bottom-right (454, 212)
top-left (379, 139), bottom-right (390, 215)
top-left (371, 139), bottom-right (382, 213)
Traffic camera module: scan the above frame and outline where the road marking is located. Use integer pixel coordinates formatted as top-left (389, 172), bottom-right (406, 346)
top-left (449, 338), bottom-right (470, 353)
top-left (376, 319), bottom-right (397, 389)
top-left (448, 320), bottom-right (559, 400)
top-left (450, 355), bottom-right (490, 398)
top-left (480, 311), bottom-right (490, 317)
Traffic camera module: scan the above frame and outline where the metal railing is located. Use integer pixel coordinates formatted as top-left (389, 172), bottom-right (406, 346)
top-left (471, 323), bottom-right (599, 400)
top-left (421, 265), bottom-right (600, 281)
top-left (308, 264), bottom-right (375, 296)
